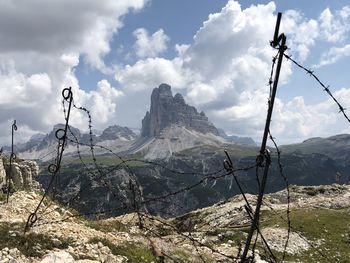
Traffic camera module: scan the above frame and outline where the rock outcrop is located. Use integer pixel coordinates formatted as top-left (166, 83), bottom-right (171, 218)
top-left (141, 83), bottom-right (219, 137)
top-left (0, 154), bottom-right (39, 190)
top-left (0, 156), bottom-right (6, 189)
top-left (9, 160), bottom-right (39, 189)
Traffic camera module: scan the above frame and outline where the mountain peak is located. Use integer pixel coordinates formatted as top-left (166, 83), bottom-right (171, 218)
top-left (141, 84), bottom-right (219, 137)
top-left (100, 125), bottom-right (137, 141)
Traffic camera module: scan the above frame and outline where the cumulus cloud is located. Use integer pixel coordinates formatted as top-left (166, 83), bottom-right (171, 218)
top-left (133, 28), bottom-right (170, 58)
top-left (319, 6), bottom-right (350, 43)
top-left (116, 1), bottom-right (288, 133)
top-left (0, 0), bottom-right (147, 145)
top-left (116, 58), bottom-right (186, 91)
top-left (1, 0), bottom-right (349, 145)
top-left (114, 0), bottom-right (350, 143)
top-left (0, 0), bottom-right (147, 71)
top-left (315, 44), bottom-right (350, 68)
top-left (281, 10), bottom-right (319, 61)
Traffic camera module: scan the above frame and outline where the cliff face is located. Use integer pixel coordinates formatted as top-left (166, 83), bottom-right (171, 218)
top-left (141, 83), bottom-right (219, 137)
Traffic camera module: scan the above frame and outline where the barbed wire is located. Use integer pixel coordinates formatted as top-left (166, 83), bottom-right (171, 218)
top-left (19, 42), bottom-right (349, 260)
top-left (268, 131), bottom-right (291, 262)
top-left (6, 120), bottom-right (17, 203)
top-left (223, 150), bottom-right (277, 262)
top-left (24, 88), bottom-right (74, 233)
top-left (284, 53), bottom-right (350, 124)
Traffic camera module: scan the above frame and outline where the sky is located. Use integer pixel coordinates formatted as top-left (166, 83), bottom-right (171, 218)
top-left (0, 0), bottom-right (350, 145)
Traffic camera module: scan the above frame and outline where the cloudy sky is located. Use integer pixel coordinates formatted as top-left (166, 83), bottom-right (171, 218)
top-left (0, 0), bottom-right (350, 145)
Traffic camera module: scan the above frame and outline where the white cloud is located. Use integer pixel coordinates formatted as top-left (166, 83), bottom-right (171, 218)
top-left (319, 6), bottom-right (350, 43)
top-left (315, 44), bottom-right (350, 68)
top-left (0, 0), bottom-right (147, 71)
top-left (1, 0), bottom-right (349, 145)
top-left (282, 10), bottom-right (319, 61)
top-left (116, 1), bottom-right (290, 125)
top-left (271, 88), bottom-right (350, 143)
top-left (114, 1), bottom-right (350, 143)
top-left (0, 63), bottom-right (52, 108)
top-left (116, 58), bottom-right (185, 91)
top-left (0, 0), bottom-right (148, 144)
top-left (133, 28), bottom-right (170, 58)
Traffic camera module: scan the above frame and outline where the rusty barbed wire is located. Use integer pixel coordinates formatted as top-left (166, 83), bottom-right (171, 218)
top-left (268, 131), bottom-right (291, 262)
top-left (6, 120), bottom-right (17, 203)
top-left (224, 150), bottom-right (277, 261)
top-left (24, 87), bottom-right (73, 233)
top-left (284, 53), bottom-right (350, 124)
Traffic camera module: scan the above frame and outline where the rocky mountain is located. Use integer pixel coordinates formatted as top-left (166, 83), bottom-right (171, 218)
top-left (99, 125), bottom-right (137, 141)
top-left (141, 83), bottom-right (219, 137)
top-left (4, 83), bottom-right (255, 161)
top-left (129, 83), bottom-right (256, 159)
top-left (36, 131), bottom-right (350, 221)
top-left (11, 124), bottom-right (137, 161)
top-left (0, 184), bottom-right (349, 262)
top-left (281, 134), bottom-right (350, 164)
top-left (129, 125), bottom-right (227, 160)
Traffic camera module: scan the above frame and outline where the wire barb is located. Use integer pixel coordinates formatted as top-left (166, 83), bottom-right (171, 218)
top-left (284, 53), bottom-right (350, 124)
top-left (24, 87), bottom-right (73, 233)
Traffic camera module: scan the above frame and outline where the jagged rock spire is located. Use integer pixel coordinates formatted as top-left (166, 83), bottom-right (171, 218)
top-left (141, 83), bottom-right (219, 137)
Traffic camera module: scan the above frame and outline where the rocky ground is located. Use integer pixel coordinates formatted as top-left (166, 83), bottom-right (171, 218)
top-left (0, 184), bottom-right (349, 262)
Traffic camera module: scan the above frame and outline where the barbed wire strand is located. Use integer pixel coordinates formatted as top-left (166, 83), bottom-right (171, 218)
top-left (284, 53), bottom-right (350, 124)
top-left (24, 88), bottom-right (73, 233)
top-left (223, 151), bottom-right (277, 261)
top-left (268, 131), bottom-right (291, 262)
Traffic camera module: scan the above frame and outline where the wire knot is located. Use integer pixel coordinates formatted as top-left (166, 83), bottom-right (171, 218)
top-left (256, 149), bottom-right (271, 167)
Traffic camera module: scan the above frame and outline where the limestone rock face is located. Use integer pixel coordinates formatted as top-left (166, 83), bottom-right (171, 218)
top-left (4, 159), bottom-right (39, 189)
top-left (141, 83), bottom-right (219, 137)
top-left (0, 156), bottom-right (6, 189)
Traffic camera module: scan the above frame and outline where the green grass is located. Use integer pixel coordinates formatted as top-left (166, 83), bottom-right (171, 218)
top-left (258, 208), bottom-right (350, 262)
top-left (89, 237), bottom-right (158, 263)
top-left (185, 207), bottom-right (350, 262)
top-left (0, 222), bottom-right (73, 257)
top-left (0, 191), bottom-right (6, 202)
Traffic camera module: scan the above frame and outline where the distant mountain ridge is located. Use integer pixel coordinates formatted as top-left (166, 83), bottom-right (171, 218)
top-left (3, 83), bottom-right (256, 160)
top-left (4, 124), bottom-right (137, 160)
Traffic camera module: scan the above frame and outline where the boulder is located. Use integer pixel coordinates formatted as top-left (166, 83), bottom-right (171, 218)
top-left (40, 251), bottom-right (75, 263)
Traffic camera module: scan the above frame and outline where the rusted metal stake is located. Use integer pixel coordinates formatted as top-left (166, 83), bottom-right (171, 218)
top-left (6, 120), bottom-right (17, 203)
top-left (240, 12), bottom-right (287, 262)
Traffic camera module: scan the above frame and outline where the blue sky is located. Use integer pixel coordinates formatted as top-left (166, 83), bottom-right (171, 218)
top-left (0, 0), bottom-right (349, 144)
